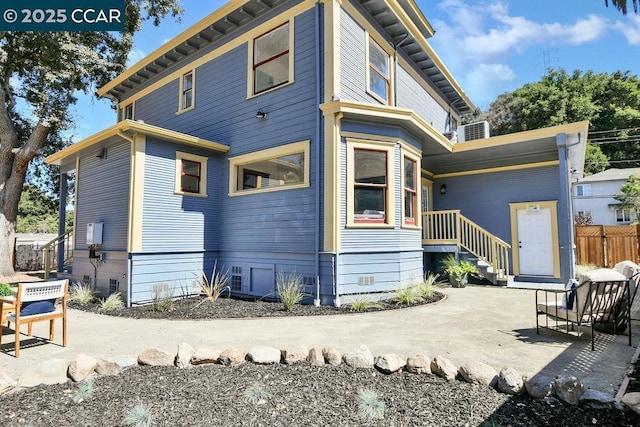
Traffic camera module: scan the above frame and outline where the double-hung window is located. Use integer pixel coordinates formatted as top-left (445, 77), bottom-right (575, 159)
top-left (347, 140), bottom-right (395, 226)
top-left (403, 155), bottom-right (418, 226)
top-left (179, 70), bottom-right (194, 111)
top-left (252, 22), bottom-right (291, 95)
top-left (367, 37), bottom-right (390, 103)
top-left (175, 152), bottom-right (207, 197)
top-left (575, 184), bottom-right (591, 196)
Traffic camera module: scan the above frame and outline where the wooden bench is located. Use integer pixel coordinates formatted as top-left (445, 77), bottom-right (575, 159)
top-left (0, 279), bottom-right (69, 357)
top-left (536, 269), bottom-right (630, 351)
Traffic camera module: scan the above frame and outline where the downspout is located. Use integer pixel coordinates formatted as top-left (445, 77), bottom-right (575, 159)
top-left (314, 0), bottom-right (322, 306)
top-left (393, 33), bottom-right (410, 107)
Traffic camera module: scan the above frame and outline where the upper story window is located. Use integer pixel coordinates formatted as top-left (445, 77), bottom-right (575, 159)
top-left (403, 154), bottom-right (418, 226)
top-left (367, 37), bottom-right (390, 103)
top-left (252, 22), bottom-right (291, 95)
top-left (229, 140), bottom-right (310, 196)
top-left (123, 103), bottom-right (133, 120)
top-left (179, 70), bottom-right (194, 112)
top-left (175, 152), bottom-right (207, 197)
top-left (575, 184), bottom-right (591, 196)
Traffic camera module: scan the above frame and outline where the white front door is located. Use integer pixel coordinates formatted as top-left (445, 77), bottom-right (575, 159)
top-left (517, 208), bottom-right (554, 276)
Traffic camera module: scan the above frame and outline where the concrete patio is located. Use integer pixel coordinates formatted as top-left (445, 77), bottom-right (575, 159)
top-left (1, 285), bottom-right (638, 396)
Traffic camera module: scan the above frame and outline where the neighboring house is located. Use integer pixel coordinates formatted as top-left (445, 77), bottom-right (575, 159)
top-left (574, 168), bottom-right (640, 225)
top-left (46, 0), bottom-right (588, 305)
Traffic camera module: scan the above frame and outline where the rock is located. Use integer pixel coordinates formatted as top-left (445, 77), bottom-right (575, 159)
top-left (554, 375), bottom-right (584, 405)
top-left (68, 354), bottom-right (99, 382)
top-left (307, 348), bottom-right (325, 366)
top-left (175, 343), bottom-right (196, 369)
top-left (342, 345), bottom-right (374, 369)
top-left (0, 368), bottom-right (17, 396)
top-left (497, 367), bottom-right (524, 395)
top-left (18, 359), bottom-right (70, 388)
top-left (95, 359), bottom-right (120, 376)
top-left (374, 353), bottom-right (405, 374)
top-left (430, 356), bottom-right (458, 381)
top-left (322, 347), bottom-right (341, 366)
top-left (282, 345), bottom-right (308, 365)
top-left (246, 346), bottom-right (281, 364)
top-left (406, 354), bottom-right (431, 374)
top-left (137, 348), bottom-right (175, 367)
top-left (621, 392), bottom-right (640, 414)
top-left (191, 348), bottom-right (222, 365)
top-left (116, 358), bottom-right (138, 370)
top-left (459, 361), bottom-right (498, 387)
top-left (524, 376), bottom-right (553, 399)
top-left (579, 389), bottom-right (616, 408)
top-left (218, 347), bottom-right (246, 366)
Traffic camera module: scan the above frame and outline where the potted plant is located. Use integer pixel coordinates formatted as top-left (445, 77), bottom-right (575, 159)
top-left (440, 255), bottom-right (479, 288)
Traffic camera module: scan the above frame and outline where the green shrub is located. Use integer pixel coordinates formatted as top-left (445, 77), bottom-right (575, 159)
top-left (441, 255), bottom-right (479, 285)
top-left (276, 271), bottom-right (305, 312)
top-left (150, 285), bottom-right (174, 313)
top-left (357, 388), bottom-right (385, 420)
top-left (124, 403), bottom-right (153, 427)
top-left (73, 378), bottom-right (95, 403)
top-left (101, 293), bottom-right (125, 311)
top-left (0, 283), bottom-right (12, 297)
top-left (575, 263), bottom-right (598, 278)
top-left (69, 282), bottom-right (96, 305)
top-left (243, 382), bottom-right (271, 404)
top-left (417, 272), bottom-right (442, 298)
top-left (347, 297), bottom-right (381, 312)
top-left (194, 261), bottom-right (230, 307)
top-left (394, 285), bottom-right (422, 305)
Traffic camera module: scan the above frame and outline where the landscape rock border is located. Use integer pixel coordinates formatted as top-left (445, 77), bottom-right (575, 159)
top-left (0, 343), bottom-right (632, 413)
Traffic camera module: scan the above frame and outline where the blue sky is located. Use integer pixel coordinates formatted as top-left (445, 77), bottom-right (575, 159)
top-left (69, 0), bottom-right (640, 141)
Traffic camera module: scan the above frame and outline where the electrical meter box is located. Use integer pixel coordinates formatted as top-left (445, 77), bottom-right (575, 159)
top-left (86, 222), bottom-right (104, 246)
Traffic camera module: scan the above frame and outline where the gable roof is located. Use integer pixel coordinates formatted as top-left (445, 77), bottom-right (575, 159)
top-left (580, 167), bottom-right (640, 183)
top-left (97, 0), bottom-right (474, 114)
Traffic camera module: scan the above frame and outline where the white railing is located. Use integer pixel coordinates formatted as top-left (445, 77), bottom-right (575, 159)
top-left (42, 230), bottom-right (74, 279)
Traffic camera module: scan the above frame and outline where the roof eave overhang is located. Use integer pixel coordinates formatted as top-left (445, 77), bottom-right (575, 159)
top-left (320, 100), bottom-right (454, 154)
top-left (45, 120), bottom-right (229, 166)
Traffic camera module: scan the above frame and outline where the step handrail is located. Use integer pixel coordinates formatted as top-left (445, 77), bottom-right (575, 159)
top-left (41, 230), bottom-right (74, 279)
top-left (423, 211), bottom-right (511, 279)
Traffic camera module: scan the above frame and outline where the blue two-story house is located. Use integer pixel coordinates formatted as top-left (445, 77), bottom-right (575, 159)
top-left (46, 0), bottom-right (588, 306)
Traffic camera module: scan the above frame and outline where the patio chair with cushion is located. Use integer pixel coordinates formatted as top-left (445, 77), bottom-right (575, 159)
top-left (535, 269), bottom-right (630, 351)
top-left (0, 279), bottom-right (69, 357)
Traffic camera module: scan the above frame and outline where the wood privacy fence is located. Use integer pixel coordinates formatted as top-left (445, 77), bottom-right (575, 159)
top-left (575, 224), bottom-right (640, 267)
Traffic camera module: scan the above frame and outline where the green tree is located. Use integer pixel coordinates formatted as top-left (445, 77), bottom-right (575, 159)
top-left (480, 68), bottom-right (640, 170)
top-left (584, 145), bottom-right (610, 175)
top-left (605, 0), bottom-right (639, 14)
top-left (0, 1), bottom-right (182, 276)
top-left (614, 174), bottom-right (640, 222)
top-left (16, 184), bottom-right (73, 233)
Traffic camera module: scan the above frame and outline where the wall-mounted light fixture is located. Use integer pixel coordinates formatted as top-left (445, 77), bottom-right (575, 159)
top-left (255, 109), bottom-right (267, 119)
top-left (440, 184), bottom-right (447, 195)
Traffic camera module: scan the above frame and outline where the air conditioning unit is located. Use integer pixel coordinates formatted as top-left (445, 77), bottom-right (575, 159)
top-left (443, 131), bottom-right (457, 142)
top-left (458, 121), bottom-right (490, 142)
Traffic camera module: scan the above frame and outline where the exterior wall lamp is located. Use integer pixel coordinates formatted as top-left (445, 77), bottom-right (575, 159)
top-left (440, 184), bottom-right (447, 195)
top-left (255, 109), bottom-right (267, 119)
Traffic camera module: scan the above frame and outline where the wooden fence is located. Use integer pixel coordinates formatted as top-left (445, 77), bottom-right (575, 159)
top-left (575, 224), bottom-right (640, 267)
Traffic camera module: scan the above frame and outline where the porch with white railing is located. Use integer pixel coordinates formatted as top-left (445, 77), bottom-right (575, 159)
top-left (422, 210), bottom-right (511, 281)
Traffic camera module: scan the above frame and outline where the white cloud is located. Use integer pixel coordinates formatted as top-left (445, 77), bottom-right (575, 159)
top-left (614, 15), bottom-right (640, 46)
top-left (464, 63), bottom-right (517, 108)
top-left (127, 48), bottom-right (146, 67)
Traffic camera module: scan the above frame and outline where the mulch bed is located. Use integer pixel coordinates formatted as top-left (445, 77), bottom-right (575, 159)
top-left (3, 363), bottom-right (640, 426)
top-left (69, 291), bottom-right (446, 319)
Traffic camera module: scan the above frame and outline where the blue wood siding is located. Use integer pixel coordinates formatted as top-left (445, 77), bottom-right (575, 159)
top-left (141, 138), bottom-right (223, 252)
top-left (396, 65), bottom-right (450, 133)
top-left (432, 165), bottom-right (561, 244)
top-left (75, 139), bottom-right (130, 251)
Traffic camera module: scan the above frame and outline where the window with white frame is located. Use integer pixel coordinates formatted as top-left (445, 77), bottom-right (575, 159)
top-left (403, 154), bottom-right (419, 226)
top-left (347, 140), bottom-right (395, 226)
top-left (229, 141), bottom-right (309, 196)
top-left (367, 37), bottom-right (390, 103)
top-left (575, 184), bottom-right (591, 196)
top-left (616, 208), bottom-right (634, 223)
top-left (175, 152), bottom-right (207, 197)
top-left (252, 22), bottom-right (291, 95)
top-left (179, 70), bottom-right (194, 111)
